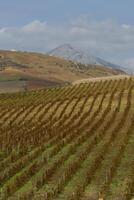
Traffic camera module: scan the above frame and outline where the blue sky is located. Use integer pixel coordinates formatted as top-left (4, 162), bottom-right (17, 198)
top-left (0, 0), bottom-right (134, 26)
top-left (0, 0), bottom-right (134, 71)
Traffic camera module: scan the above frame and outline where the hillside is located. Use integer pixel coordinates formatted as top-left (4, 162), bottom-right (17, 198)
top-left (0, 76), bottom-right (134, 199)
top-left (0, 50), bottom-right (125, 92)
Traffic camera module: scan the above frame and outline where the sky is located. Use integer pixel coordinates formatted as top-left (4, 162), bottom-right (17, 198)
top-left (0, 0), bottom-right (134, 72)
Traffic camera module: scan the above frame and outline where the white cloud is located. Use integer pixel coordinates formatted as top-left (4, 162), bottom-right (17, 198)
top-left (0, 17), bottom-right (134, 72)
top-left (22, 20), bottom-right (47, 33)
top-left (121, 24), bottom-right (131, 29)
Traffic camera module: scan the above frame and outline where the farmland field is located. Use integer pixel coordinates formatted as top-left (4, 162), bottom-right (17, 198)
top-left (0, 76), bottom-right (134, 200)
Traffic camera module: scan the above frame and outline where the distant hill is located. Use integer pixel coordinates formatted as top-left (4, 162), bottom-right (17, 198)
top-left (48, 44), bottom-right (125, 72)
top-left (0, 50), bottom-right (125, 92)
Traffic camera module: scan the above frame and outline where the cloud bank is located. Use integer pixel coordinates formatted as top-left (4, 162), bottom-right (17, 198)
top-left (0, 17), bottom-right (134, 72)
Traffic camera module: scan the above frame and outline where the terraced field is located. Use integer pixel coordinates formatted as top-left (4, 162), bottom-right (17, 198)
top-left (0, 76), bottom-right (134, 200)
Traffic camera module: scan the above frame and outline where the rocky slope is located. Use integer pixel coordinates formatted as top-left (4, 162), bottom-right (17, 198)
top-left (48, 44), bottom-right (125, 71)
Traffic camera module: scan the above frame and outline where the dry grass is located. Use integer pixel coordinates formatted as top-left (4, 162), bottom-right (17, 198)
top-left (0, 50), bottom-right (126, 92)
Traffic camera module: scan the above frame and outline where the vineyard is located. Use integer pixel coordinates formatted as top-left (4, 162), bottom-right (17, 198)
top-left (0, 76), bottom-right (134, 200)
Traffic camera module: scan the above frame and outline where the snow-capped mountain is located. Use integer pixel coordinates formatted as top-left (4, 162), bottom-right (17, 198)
top-left (48, 44), bottom-right (124, 71)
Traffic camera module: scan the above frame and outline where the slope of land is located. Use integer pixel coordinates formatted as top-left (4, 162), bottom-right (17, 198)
top-left (0, 50), bottom-right (125, 92)
top-left (0, 76), bottom-right (134, 199)
top-left (73, 74), bottom-right (130, 84)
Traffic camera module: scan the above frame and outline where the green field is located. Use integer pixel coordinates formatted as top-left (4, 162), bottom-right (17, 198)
top-left (0, 77), bottom-right (134, 200)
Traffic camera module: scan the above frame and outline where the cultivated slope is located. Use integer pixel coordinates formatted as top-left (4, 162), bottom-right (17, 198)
top-left (0, 76), bottom-right (134, 199)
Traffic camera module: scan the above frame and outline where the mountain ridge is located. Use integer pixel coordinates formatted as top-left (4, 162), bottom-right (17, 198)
top-left (48, 44), bottom-right (125, 72)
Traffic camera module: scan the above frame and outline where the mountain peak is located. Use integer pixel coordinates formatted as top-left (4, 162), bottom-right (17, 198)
top-left (59, 44), bottom-right (74, 49)
top-left (48, 44), bottom-right (97, 65)
top-left (49, 44), bottom-right (80, 56)
top-left (49, 44), bottom-right (91, 63)
top-left (48, 44), bottom-right (125, 72)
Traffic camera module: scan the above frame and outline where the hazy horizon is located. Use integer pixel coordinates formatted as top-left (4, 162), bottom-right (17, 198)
top-left (0, 0), bottom-right (134, 72)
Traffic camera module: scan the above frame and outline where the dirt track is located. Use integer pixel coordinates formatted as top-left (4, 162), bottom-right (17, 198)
top-left (73, 75), bottom-right (131, 85)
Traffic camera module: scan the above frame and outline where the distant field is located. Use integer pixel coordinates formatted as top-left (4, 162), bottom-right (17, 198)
top-left (0, 76), bottom-right (134, 199)
top-left (0, 80), bottom-right (65, 93)
top-left (0, 81), bottom-right (26, 93)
